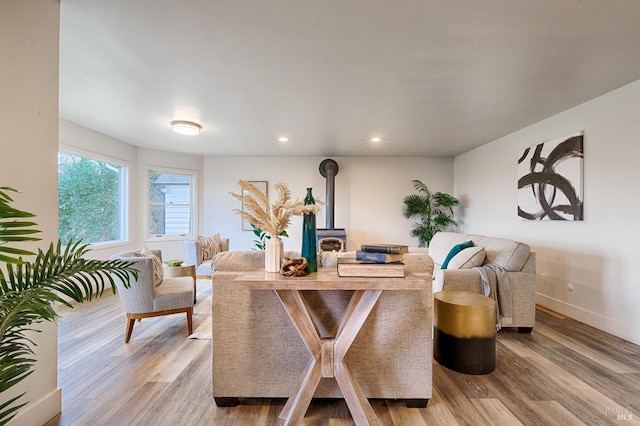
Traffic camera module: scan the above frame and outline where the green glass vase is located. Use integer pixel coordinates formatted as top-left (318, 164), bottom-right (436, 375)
top-left (301, 188), bottom-right (317, 273)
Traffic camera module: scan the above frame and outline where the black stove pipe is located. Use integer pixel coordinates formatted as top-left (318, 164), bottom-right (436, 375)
top-left (319, 159), bottom-right (339, 229)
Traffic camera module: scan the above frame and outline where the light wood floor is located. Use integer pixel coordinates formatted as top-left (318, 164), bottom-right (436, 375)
top-left (46, 280), bottom-right (640, 425)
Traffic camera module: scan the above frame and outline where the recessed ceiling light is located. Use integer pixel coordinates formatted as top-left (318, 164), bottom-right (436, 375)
top-left (171, 120), bottom-right (202, 136)
top-left (278, 137), bottom-right (289, 142)
top-left (370, 137), bottom-right (381, 142)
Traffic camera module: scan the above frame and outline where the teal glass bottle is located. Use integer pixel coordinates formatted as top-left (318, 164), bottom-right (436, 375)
top-left (301, 188), bottom-right (317, 273)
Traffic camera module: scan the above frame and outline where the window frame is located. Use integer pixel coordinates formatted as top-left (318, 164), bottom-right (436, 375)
top-left (144, 166), bottom-right (198, 242)
top-left (57, 146), bottom-right (130, 248)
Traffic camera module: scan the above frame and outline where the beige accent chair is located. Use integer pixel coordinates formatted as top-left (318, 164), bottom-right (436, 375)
top-left (184, 236), bottom-right (230, 278)
top-left (110, 249), bottom-right (194, 343)
top-left (428, 231), bottom-right (536, 333)
top-left (211, 249), bottom-right (434, 408)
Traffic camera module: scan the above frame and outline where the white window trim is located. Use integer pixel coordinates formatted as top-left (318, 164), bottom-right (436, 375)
top-left (144, 165), bottom-right (198, 242)
top-left (58, 145), bottom-right (131, 246)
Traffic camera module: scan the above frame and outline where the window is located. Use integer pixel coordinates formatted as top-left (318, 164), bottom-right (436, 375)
top-left (148, 169), bottom-right (195, 237)
top-left (58, 151), bottom-right (127, 245)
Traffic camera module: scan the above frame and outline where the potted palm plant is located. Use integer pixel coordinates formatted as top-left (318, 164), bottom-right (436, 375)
top-left (0, 187), bottom-right (138, 424)
top-left (402, 179), bottom-right (460, 247)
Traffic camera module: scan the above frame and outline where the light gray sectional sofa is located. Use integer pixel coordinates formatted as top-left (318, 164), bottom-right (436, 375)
top-left (428, 231), bottom-right (536, 332)
top-left (211, 249), bottom-right (434, 407)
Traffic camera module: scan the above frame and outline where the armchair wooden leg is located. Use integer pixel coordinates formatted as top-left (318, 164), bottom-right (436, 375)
top-left (125, 316), bottom-right (136, 343)
top-left (124, 307), bottom-right (194, 342)
top-left (186, 307), bottom-right (193, 335)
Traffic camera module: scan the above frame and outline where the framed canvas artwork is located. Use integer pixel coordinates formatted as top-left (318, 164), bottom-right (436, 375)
top-left (242, 181), bottom-right (267, 230)
top-left (517, 132), bottom-right (584, 221)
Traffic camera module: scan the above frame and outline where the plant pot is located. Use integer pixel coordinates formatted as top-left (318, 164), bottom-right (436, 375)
top-left (265, 237), bottom-right (283, 272)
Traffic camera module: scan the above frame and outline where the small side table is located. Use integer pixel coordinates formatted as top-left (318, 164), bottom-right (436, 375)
top-left (434, 290), bottom-right (496, 374)
top-left (164, 264), bottom-right (197, 303)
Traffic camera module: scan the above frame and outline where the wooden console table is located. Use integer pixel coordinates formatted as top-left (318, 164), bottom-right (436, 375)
top-left (234, 268), bottom-right (426, 426)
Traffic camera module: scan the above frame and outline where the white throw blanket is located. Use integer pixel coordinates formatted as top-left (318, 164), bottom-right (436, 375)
top-left (473, 264), bottom-right (513, 329)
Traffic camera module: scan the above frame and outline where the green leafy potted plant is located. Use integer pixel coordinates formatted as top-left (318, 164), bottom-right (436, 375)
top-left (0, 187), bottom-right (138, 424)
top-left (402, 179), bottom-right (460, 247)
top-left (250, 223), bottom-right (288, 250)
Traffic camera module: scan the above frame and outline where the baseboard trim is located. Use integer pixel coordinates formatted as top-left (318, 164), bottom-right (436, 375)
top-left (9, 387), bottom-right (61, 426)
top-left (535, 293), bottom-right (639, 345)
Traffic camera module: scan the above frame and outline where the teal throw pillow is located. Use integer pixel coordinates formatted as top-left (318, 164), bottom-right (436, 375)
top-left (441, 240), bottom-right (474, 270)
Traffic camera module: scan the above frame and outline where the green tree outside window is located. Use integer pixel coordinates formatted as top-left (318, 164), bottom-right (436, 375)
top-left (58, 152), bottom-right (125, 244)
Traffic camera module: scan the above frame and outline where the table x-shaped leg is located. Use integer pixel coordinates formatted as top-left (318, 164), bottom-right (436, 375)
top-left (276, 289), bottom-right (382, 426)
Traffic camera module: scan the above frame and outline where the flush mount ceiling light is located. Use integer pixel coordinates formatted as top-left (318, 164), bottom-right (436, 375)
top-left (370, 137), bottom-right (382, 142)
top-left (278, 137), bottom-right (289, 142)
top-left (171, 120), bottom-right (202, 136)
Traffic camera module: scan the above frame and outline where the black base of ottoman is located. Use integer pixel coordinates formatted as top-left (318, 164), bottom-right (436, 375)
top-left (434, 328), bottom-right (496, 375)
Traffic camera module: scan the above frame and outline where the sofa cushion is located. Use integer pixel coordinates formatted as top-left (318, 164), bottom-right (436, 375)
top-left (428, 232), bottom-right (472, 265)
top-left (212, 250), bottom-right (264, 271)
top-left (441, 240), bottom-right (473, 269)
top-left (153, 276), bottom-right (193, 311)
top-left (401, 252), bottom-right (435, 278)
top-left (212, 249), bottom-right (300, 272)
top-left (199, 233), bottom-right (221, 260)
top-left (447, 246), bottom-right (486, 270)
top-left (469, 234), bottom-right (531, 271)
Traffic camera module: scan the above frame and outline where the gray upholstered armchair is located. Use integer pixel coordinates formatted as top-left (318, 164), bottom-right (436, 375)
top-left (110, 249), bottom-right (194, 343)
top-left (184, 236), bottom-right (230, 278)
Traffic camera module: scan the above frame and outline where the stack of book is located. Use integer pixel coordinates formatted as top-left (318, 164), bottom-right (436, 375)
top-left (337, 244), bottom-right (409, 278)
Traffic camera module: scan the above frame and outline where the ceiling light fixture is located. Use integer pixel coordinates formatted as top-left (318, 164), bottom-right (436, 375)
top-left (278, 137), bottom-right (289, 142)
top-left (370, 137), bottom-right (381, 142)
top-left (171, 120), bottom-right (202, 136)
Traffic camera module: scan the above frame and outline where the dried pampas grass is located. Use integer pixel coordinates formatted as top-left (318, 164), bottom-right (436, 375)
top-left (230, 180), bottom-right (322, 237)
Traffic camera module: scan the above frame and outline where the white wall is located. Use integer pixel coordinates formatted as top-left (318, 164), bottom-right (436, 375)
top-left (0, 1), bottom-right (61, 424)
top-left (59, 122), bottom-right (455, 257)
top-left (203, 156), bottom-right (454, 252)
top-left (59, 124), bottom-right (455, 257)
top-left (454, 79), bottom-right (640, 345)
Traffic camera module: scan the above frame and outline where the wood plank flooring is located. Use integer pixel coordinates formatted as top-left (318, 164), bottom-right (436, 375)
top-left (46, 280), bottom-right (640, 425)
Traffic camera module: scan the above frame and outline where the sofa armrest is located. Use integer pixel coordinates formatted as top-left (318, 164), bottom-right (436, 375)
top-left (184, 240), bottom-right (201, 266)
top-left (109, 251), bottom-right (157, 313)
top-left (433, 268), bottom-right (483, 294)
top-left (403, 253), bottom-right (434, 281)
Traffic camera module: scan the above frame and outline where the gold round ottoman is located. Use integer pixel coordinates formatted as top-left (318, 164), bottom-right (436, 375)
top-left (434, 291), bottom-right (496, 374)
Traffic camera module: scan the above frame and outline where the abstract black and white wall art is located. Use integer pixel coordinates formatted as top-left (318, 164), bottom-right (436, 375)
top-left (517, 132), bottom-right (584, 221)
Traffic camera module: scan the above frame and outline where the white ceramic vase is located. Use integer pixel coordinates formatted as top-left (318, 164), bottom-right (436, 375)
top-left (265, 237), bottom-right (283, 272)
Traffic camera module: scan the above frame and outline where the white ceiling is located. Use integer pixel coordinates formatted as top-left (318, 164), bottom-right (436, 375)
top-left (59, 1), bottom-right (640, 158)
